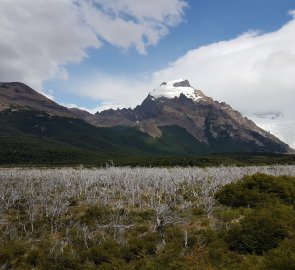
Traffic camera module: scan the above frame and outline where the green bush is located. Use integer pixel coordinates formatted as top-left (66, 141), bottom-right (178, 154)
top-left (216, 173), bottom-right (295, 208)
top-left (226, 207), bottom-right (289, 254)
top-left (0, 242), bottom-right (27, 268)
top-left (121, 235), bottom-right (157, 262)
top-left (263, 237), bottom-right (295, 270)
top-left (46, 256), bottom-right (81, 270)
top-left (82, 246), bottom-right (110, 265)
top-left (26, 249), bottom-right (44, 267)
top-left (191, 207), bottom-right (204, 216)
top-left (214, 208), bottom-right (243, 223)
top-left (80, 205), bottom-right (112, 225)
top-left (97, 262), bottom-right (114, 270)
top-left (0, 246), bottom-right (11, 265)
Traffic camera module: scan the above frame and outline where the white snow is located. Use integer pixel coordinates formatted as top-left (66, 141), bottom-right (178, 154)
top-left (150, 79), bottom-right (203, 101)
top-left (248, 113), bottom-right (295, 149)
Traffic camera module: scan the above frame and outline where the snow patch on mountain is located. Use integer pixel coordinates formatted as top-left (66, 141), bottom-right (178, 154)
top-left (248, 112), bottom-right (295, 149)
top-left (150, 79), bottom-right (203, 101)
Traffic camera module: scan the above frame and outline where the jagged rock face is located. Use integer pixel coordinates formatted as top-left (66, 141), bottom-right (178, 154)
top-left (173, 79), bottom-right (191, 87)
top-left (93, 108), bottom-right (137, 127)
top-left (93, 79), bottom-right (293, 153)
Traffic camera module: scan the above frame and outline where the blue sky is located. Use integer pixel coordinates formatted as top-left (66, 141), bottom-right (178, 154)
top-left (1, 0), bottom-right (295, 114)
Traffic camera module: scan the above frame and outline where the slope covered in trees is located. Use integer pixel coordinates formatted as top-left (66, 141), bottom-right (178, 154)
top-left (1, 108), bottom-right (295, 166)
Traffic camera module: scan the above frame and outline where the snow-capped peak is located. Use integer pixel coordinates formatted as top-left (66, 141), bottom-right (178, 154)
top-left (150, 79), bottom-right (204, 101)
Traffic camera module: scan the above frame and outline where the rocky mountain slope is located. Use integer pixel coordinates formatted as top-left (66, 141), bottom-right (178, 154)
top-left (0, 80), bottom-right (293, 158)
top-left (93, 79), bottom-right (293, 153)
top-left (0, 82), bottom-right (77, 117)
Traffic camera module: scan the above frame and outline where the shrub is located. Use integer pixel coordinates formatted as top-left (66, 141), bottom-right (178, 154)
top-left (47, 257), bottom-right (80, 270)
top-left (263, 237), bottom-right (295, 270)
top-left (26, 249), bottom-right (43, 266)
top-left (0, 246), bottom-right (11, 265)
top-left (226, 208), bottom-right (289, 254)
top-left (191, 207), bottom-right (204, 216)
top-left (216, 173), bottom-right (295, 208)
top-left (97, 262), bottom-right (114, 270)
top-left (121, 235), bottom-right (157, 262)
top-left (82, 246), bottom-right (110, 265)
top-left (80, 205), bottom-right (112, 225)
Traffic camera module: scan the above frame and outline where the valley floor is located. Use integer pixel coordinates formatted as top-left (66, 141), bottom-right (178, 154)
top-left (1, 166), bottom-right (295, 269)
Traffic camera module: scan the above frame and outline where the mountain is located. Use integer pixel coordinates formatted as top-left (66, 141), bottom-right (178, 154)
top-left (0, 82), bottom-right (77, 117)
top-left (0, 80), bottom-right (293, 165)
top-left (248, 112), bottom-right (295, 150)
top-left (93, 79), bottom-right (293, 154)
top-left (0, 108), bottom-right (215, 165)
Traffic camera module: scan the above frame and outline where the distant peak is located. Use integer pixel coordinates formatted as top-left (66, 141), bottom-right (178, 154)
top-left (160, 79), bottom-right (191, 87)
top-left (150, 79), bottom-right (205, 102)
top-left (173, 79), bottom-right (191, 88)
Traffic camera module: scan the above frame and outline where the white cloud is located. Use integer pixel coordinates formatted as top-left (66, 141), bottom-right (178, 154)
top-left (62, 72), bottom-right (150, 112)
top-left (86, 0), bottom-right (188, 53)
top-left (0, 0), bottom-right (100, 90)
top-left (94, 0), bottom-right (187, 26)
top-left (151, 11), bottom-right (295, 115)
top-left (3, 0), bottom-right (294, 119)
top-left (0, 0), bottom-right (187, 89)
top-left (67, 11), bottom-right (295, 117)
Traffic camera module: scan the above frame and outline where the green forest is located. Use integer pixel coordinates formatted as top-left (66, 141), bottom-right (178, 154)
top-left (1, 109), bottom-right (295, 167)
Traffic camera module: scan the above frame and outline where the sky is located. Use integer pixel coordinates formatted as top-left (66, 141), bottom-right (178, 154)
top-left (1, 0), bottom-right (295, 115)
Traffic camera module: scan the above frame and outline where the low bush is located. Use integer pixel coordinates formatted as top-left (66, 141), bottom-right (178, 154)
top-left (216, 173), bottom-right (295, 207)
top-left (226, 207), bottom-right (291, 254)
top-left (263, 236), bottom-right (295, 270)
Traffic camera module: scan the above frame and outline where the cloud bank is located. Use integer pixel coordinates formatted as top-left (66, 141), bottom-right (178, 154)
top-left (0, 0), bottom-right (187, 89)
top-left (65, 10), bottom-right (295, 115)
top-left (1, 1), bottom-right (295, 117)
top-left (152, 10), bottom-right (295, 115)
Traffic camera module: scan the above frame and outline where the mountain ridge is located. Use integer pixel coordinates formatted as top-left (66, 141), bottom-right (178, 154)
top-left (0, 80), bottom-right (293, 157)
top-left (0, 82), bottom-right (76, 116)
top-left (92, 79), bottom-right (293, 154)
